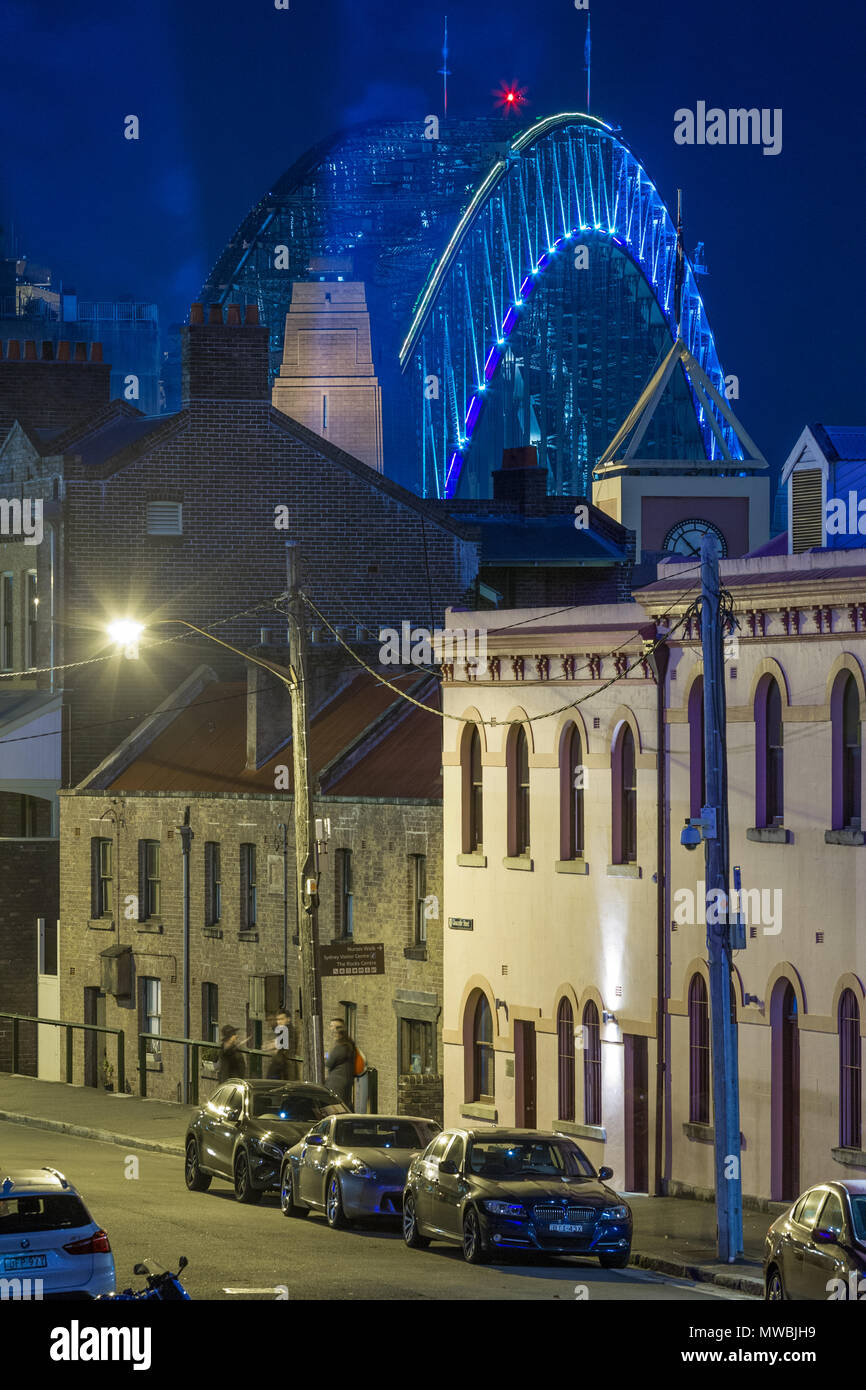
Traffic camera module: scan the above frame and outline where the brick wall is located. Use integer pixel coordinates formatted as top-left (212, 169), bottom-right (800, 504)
top-left (0, 342), bottom-right (111, 434)
top-left (0, 839), bottom-right (59, 1075)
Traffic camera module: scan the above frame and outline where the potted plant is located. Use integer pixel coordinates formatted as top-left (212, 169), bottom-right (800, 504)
top-left (102, 1057), bottom-right (114, 1092)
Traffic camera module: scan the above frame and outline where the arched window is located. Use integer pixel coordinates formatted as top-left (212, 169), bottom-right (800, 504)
top-left (583, 1000), bottom-right (601, 1126)
top-left (688, 974), bottom-right (710, 1125)
top-left (461, 724), bottom-right (483, 853)
top-left (832, 673), bottom-right (862, 830)
top-left (508, 725), bottom-right (531, 856)
top-left (688, 677), bottom-right (706, 819)
top-left (560, 723), bottom-right (585, 860)
top-left (756, 676), bottom-right (784, 826)
top-left (839, 989), bottom-right (862, 1150)
top-left (557, 997), bottom-right (575, 1121)
top-left (473, 994), bottom-right (494, 1102)
top-left (612, 723), bottom-right (637, 864)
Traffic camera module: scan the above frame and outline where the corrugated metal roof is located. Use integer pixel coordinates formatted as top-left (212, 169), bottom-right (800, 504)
top-left (815, 425), bottom-right (866, 463)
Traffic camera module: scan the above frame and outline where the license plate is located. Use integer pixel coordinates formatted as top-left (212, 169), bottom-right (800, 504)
top-left (3, 1255), bottom-right (47, 1271)
top-left (548, 1223), bottom-right (585, 1234)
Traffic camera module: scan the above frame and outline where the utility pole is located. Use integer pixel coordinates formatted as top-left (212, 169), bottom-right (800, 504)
top-left (285, 542), bottom-right (325, 1084)
top-left (179, 808), bottom-right (193, 1105)
top-left (701, 533), bottom-right (744, 1262)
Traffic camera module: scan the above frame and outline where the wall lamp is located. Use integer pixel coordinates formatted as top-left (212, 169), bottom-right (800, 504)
top-left (602, 1009), bottom-right (618, 1025)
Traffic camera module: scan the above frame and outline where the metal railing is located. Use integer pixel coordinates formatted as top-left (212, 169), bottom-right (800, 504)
top-left (0, 1012), bottom-right (125, 1090)
top-left (76, 301), bottom-right (158, 323)
top-left (137, 1033), bottom-right (304, 1106)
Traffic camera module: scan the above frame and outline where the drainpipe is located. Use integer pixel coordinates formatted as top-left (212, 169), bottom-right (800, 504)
top-left (179, 808), bottom-right (193, 1104)
top-left (644, 629), bottom-right (670, 1197)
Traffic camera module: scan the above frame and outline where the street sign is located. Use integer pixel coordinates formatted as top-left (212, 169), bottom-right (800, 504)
top-left (318, 942), bottom-right (385, 977)
top-left (448, 917), bottom-right (473, 931)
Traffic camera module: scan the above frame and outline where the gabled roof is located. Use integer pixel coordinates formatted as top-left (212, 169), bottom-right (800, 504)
top-left (466, 513), bottom-right (629, 566)
top-left (780, 424), bottom-right (866, 487)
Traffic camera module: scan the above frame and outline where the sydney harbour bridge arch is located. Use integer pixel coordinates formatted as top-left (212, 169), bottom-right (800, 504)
top-left (202, 112), bottom-right (739, 500)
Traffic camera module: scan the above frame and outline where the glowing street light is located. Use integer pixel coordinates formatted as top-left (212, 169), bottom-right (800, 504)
top-left (107, 618), bottom-right (145, 660)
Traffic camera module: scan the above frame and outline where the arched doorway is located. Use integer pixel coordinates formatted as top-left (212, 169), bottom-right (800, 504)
top-left (771, 979), bottom-right (800, 1200)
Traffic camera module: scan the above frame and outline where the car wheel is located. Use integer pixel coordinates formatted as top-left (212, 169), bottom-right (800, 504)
top-left (462, 1208), bottom-right (489, 1265)
top-left (402, 1194), bottom-right (430, 1249)
top-left (765, 1266), bottom-right (786, 1301)
top-left (184, 1139), bottom-right (211, 1192)
top-left (279, 1162), bottom-right (308, 1219)
top-left (599, 1250), bottom-right (630, 1269)
top-left (234, 1152), bottom-right (262, 1205)
top-left (325, 1171), bottom-right (350, 1229)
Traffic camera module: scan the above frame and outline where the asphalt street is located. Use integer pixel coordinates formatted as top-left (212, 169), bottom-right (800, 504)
top-left (0, 1121), bottom-right (756, 1302)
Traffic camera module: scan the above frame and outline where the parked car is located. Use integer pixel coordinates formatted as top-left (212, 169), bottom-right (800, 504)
top-left (0, 1167), bottom-right (115, 1299)
top-left (280, 1114), bottom-right (440, 1227)
top-left (184, 1079), bottom-right (350, 1203)
top-left (764, 1180), bottom-right (866, 1300)
top-left (402, 1128), bottom-right (632, 1266)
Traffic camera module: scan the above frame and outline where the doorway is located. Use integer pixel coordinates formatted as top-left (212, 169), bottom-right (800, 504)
top-left (514, 1021), bottom-right (537, 1128)
top-left (83, 987), bottom-right (106, 1089)
top-left (771, 979), bottom-right (800, 1200)
top-left (624, 1034), bottom-right (649, 1191)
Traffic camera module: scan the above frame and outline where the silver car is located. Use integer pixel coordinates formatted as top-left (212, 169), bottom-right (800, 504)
top-left (279, 1114), bottom-right (440, 1227)
top-left (0, 1168), bottom-right (115, 1299)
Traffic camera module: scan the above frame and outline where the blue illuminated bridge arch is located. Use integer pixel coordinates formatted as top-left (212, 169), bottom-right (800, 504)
top-left (400, 112), bottom-right (741, 500)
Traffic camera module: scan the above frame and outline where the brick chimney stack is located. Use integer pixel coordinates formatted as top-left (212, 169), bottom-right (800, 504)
top-left (492, 445), bottom-right (549, 513)
top-left (182, 302), bottom-right (269, 406)
top-left (0, 337), bottom-right (111, 435)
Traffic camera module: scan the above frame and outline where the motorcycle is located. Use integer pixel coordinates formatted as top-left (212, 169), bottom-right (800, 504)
top-left (98, 1255), bottom-right (191, 1300)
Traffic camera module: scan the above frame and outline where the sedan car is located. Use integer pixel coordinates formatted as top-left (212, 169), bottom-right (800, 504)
top-left (764, 1180), bottom-right (866, 1300)
top-left (0, 1168), bottom-right (115, 1299)
top-left (403, 1127), bottom-right (632, 1266)
top-left (184, 1079), bottom-right (350, 1203)
top-left (280, 1114), bottom-right (440, 1227)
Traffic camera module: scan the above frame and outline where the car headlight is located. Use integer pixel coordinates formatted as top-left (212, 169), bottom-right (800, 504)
top-left (600, 1205), bottom-right (630, 1220)
top-left (250, 1138), bottom-right (284, 1161)
top-left (482, 1200), bottom-right (527, 1218)
top-left (350, 1160), bottom-right (375, 1179)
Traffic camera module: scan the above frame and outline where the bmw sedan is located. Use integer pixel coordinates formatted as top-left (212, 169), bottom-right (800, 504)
top-left (764, 1180), bottom-right (866, 1300)
top-left (280, 1114), bottom-right (440, 1227)
top-left (0, 1168), bottom-right (115, 1299)
top-left (403, 1128), bottom-right (632, 1266)
top-left (184, 1080), bottom-right (350, 1203)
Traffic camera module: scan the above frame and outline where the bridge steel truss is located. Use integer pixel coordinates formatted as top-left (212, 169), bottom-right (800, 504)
top-left (400, 113), bottom-right (742, 500)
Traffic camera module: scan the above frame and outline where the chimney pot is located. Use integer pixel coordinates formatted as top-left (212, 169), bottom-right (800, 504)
top-left (208, 304), bottom-right (223, 325)
top-left (41, 341), bottom-right (55, 361)
top-left (57, 341), bottom-right (71, 361)
top-left (189, 303), bottom-right (204, 325)
top-left (90, 342), bottom-right (103, 363)
top-left (226, 303), bottom-right (241, 325)
top-left (73, 343), bottom-right (87, 361)
top-left (24, 341), bottom-right (37, 360)
top-left (244, 305), bottom-right (259, 326)
top-left (7, 341), bottom-right (21, 360)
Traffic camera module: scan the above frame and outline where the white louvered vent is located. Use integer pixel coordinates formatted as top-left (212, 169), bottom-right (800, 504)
top-left (146, 501), bottom-right (183, 536)
top-left (790, 469), bottom-right (823, 553)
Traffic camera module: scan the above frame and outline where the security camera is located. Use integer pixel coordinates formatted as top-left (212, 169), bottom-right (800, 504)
top-left (681, 820), bottom-right (702, 851)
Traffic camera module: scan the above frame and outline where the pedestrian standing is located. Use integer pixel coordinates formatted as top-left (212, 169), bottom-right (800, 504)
top-left (325, 1017), bottom-right (356, 1108)
top-left (266, 1008), bottom-right (293, 1081)
top-left (217, 1025), bottom-right (248, 1082)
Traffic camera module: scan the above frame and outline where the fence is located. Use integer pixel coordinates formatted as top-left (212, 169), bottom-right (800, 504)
top-left (0, 1012), bottom-right (125, 1089)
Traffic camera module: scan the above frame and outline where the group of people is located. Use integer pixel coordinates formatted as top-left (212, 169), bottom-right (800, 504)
top-left (216, 1013), bottom-right (359, 1106)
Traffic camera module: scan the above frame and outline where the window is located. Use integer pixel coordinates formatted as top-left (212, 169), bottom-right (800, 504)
top-left (202, 982), bottom-right (219, 1044)
top-left (613, 723), bottom-right (637, 864)
top-left (444, 1134), bottom-right (465, 1169)
top-left (400, 1017), bottom-right (435, 1075)
top-left (557, 997), bottom-right (575, 1122)
top-left (335, 849), bottom-right (353, 938)
top-left (756, 675), bottom-right (784, 826)
top-left (1, 573), bottom-right (12, 669)
top-left (322, 394), bottom-right (328, 431)
top-left (508, 725), bottom-right (530, 856)
top-left (832, 673), bottom-right (862, 830)
top-left (91, 837), bottom-right (113, 918)
top-left (339, 1000), bottom-right (357, 1039)
top-left (797, 1188), bottom-right (826, 1231)
top-left (204, 842), bottom-right (221, 926)
top-left (240, 843), bottom-right (257, 929)
top-left (411, 854), bottom-right (427, 944)
top-left (138, 840), bottom-right (160, 919)
top-left (473, 994), bottom-right (494, 1102)
top-left (560, 724), bottom-right (584, 860)
top-left (26, 570), bottom-right (37, 668)
top-left (688, 974), bottom-right (710, 1125)
top-left (839, 989), bottom-right (862, 1150)
top-left (583, 1000), bottom-right (601, 1126)
top-left (141, 977), bottom-right (161, 1059)
top-left (146, 501), bottom-right (182, 535)
top-left (688, 677), bottom-right (706, 819)
top-left (462, 724), bottom-right (483, 853)
top-left (819, 1191), bottom-right (845, 1238)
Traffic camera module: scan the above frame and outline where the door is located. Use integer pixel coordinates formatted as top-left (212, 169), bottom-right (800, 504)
top-left (299, 1119), bottom-right (332, 1204)
top-left (772, 980), bottom-right (800, 1201)
top-left (433, 1134), bottom-right (466, 1237)
top-left (624, 1034), bottom-right (649, 1192)
top-left (801, 1190), bottom-right (847, 1299)
top-left (210, 1084), bottom-right (244, 1176)
top-left (786, 1187), bottom-right (827, 1299)
top-left (83, 988), bottom-right (105, 1089)
top-left (515, 1021), bottom-right (537, 1129)
top-left (416, 1133), bottom-right (451, 1229)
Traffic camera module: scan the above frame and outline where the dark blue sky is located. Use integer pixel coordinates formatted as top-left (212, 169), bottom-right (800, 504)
top-left (1, 0), bottom-right (863, 471)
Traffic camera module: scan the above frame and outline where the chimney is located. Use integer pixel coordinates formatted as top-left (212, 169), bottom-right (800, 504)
top-left (0, 334), bottom-right (112, 436)
top-left (41, 341), bottom-right (54, 360)
top-left (182, 300), bottom-right (269, 406)
top-left (492, 445), bottom-right (549, 512)
top-left (245, 650), bottom-right (293, 771)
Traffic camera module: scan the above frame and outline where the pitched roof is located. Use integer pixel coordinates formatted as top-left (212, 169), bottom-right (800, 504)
top-left (811, 425), bottom-right (866, 464)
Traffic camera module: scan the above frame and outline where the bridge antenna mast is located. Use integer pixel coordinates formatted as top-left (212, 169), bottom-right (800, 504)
top-left (439, 16), bottom-right (451, 117)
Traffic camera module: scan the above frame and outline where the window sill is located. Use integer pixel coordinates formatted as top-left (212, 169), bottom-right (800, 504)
top-left (460, 1102), bottom-right (497, 1122)
top-left (555, 858), bottom-right (589, 875)
top-left (502, 855), bottom-right (533, 871)
top-left (139, 1060), bottom-right (163, 1073)
top-left (88, 918), bottom-right (115, 931)
top-left (239, 931), bottom-right (259, 943)
top-left (331, 935), bottom-right (355, 944)
top-left (683, 1122), bottom-right (714, 1143)
top-left (831, 1146), bottom-right (866, 1168)
top-left (746, 826), bottom-right (790, 844)
top-left (403, 946), bottom-right (428, 961)
top-left (136, 920), bottom-right (163, 934)
top-left (457, 852), bottom-right (487, 868)
top-left (825, 829), bottom-right (865, 846)
top-left (202, 927), bottom-right (223, 939)
top-left (606, 863), bottom-right (641, 878)
top-left (554, 1120), bottom-right (606, 1142)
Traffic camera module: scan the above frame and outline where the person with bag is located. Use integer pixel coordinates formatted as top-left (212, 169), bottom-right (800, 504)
top-left (325, 1017), bottom-right (363, 1108)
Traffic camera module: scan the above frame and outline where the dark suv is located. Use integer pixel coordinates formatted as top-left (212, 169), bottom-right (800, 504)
top-left (184, 1080), bottom-right (349, 1203)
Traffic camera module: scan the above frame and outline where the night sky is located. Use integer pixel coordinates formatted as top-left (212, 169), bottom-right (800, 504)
top-left (1, 0), bottom-right (863, 473)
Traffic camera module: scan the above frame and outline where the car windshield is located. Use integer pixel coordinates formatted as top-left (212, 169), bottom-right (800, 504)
top-left (334, 1119), bottom-right (436, 1149)
top-left (850, 1195), bottom-right (866, 1242)
top-left (467, 1138), bottom-right (596, 1180)
top-left (0, 1194), bottom-right (90, 1234)
top-left (252, 1089), bottom-right (349, 1122)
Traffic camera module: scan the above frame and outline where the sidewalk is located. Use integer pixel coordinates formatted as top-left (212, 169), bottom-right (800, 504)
top-left (0, 1074), bottom-right (769, 1295)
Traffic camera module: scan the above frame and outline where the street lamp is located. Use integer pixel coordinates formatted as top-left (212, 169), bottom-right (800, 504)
top-left (106, 618), bottom-right (144, 661)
